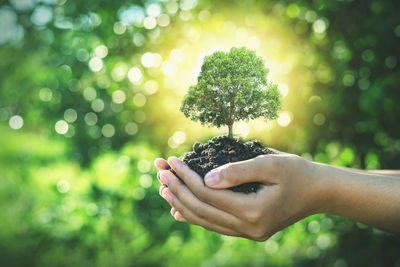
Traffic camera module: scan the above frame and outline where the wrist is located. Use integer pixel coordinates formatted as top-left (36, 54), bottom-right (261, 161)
top-left (303, 159), bottom-right (338, 215)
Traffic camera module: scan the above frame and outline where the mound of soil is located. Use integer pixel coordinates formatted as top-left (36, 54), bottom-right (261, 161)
top-left (177, 136), bottom-right (274, 194)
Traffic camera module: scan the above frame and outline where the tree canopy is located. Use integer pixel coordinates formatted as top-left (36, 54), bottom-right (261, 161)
top-left (181, 47), bottom-right (282, 138)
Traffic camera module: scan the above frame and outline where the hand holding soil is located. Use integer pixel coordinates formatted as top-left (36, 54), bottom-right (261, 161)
top-left (155, 154), bottom-right (400, 241)
top-left (155, 152), bottom-right (319, 241)
top-left (154, 47), bottom-right (400, 240)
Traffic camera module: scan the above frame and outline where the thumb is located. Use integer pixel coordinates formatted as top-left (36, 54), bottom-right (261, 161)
top-left (204, 158), bottom-right (263, 189)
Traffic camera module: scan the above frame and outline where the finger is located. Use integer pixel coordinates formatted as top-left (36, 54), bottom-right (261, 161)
top-left (161, 187), bottom-right (243, 237)
top-left (160, 170), bottom-right (243, 231)
top-left (167, 157), bottom-right (255, 214)
top-left (156, 158), bottom-right (172, 185)
top-left (159, 185), bottom-right (167, 196)
top-left (174, 211), bottom-right (187, 222)
top-left (204, 158), bottom-right (261, 189)
top-left (157, 170), bottom-right (170, 185)
top-left (154, 158), bottom-right (171, 170)
top-left (171, 207), bottom-right (177, 217)
top-left (204, 155), bottom-right (278, 189)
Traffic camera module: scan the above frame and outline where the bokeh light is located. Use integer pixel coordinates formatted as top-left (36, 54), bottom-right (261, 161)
top-left (143, 16), bottom-right (157, 29)
top-left (102, 124), bottom-right (115, 138)
top-left (112, 90), bottom-right (126, 104)
top-left (9, 115), bottom-right (23, 130)
top-left (55, 120), bottom-right (68, 134)
top-left (88, 57), bottom-right (103, 72)
top-left (141, 52), bottom-right (156, 68)
top-left (64, 109), bottom-right (77, 123)
top-left (277, 112), bottom-right (292, 127)
top-left (128, 67), bottom-right (142, 83)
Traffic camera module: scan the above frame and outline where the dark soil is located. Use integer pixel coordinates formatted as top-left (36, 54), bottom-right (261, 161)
top-left (176, 136), bottom-right (275, 194)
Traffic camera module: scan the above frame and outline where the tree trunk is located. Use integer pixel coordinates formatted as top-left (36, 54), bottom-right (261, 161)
top-left (228, 124), bottom-right (233, 139)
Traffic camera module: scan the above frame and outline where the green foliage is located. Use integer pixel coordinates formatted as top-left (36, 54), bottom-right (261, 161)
top-left (181, 47), bottom-right (281, 136)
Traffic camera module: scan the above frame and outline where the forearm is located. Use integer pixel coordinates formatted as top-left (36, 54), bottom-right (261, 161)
top-left (312, 162), bottom-right (400, 233)
top-left (365, 170), bottom-right (400, 177)
top-left (340, 167), bottom-right (400, 177)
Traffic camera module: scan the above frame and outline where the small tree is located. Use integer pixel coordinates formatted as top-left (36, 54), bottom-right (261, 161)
top-left (181, 47), bottom-right (282, 138)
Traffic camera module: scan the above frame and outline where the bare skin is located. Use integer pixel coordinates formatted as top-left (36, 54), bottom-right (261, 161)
top-left (154, 151), bottom-right (400, 241)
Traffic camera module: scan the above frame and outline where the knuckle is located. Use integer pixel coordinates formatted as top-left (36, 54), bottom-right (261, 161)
top-left (169, 182), bottom-right (185, 199)
top-left (178, 209), bottom-right (190, 221)
top-left (166, 195), bottom-right (175, 206)
top-left (253, 235), bottom-right (269, 242)
top-left (253, 155), bottom-right (276, 174)
top-left (220, 163), bottom-right (240, 184)
top-left (167, 182), bottom-right (179, 197)
top-left (267, 154), bottom-right (280, 166)
top-left (196, 189), bottom-right (210, 203)
top-left (202, 225), bottom-right (212, 231)
top-left (193, 205), bottom-right (209, 220)
top-left (244, 209), bottom-right (261, 223)
top-left (248, 226), bottom-right (268, 242)
top-left (254, 154), bottom-right (268, 163)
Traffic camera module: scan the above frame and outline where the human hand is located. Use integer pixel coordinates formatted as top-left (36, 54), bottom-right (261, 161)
top-left (154, 152), bottom-right (326, 241)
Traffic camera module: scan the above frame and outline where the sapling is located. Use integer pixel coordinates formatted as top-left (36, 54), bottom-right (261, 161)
top-left (174, 47), bottom-right (283, 193)
top-left (181, 47), bottom-right (282, 138)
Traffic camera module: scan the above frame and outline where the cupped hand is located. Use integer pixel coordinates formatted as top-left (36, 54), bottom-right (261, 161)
top-left (154, 152), bottom-right (325, 241)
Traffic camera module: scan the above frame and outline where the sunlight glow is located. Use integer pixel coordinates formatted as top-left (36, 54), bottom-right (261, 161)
top-left (278, 83), bottom-right (289, 98)
top-left (246, 36), bottom-right (260, 49)
top-left (170, 49), bottom-right (184, 63)
top-left (235, 122), bottom-right (250, 138)
top-left (143, 7), bottom-right (317, 145)
top-left (277, 112), bottom-right (292, 127)
top-left (162, 61), bottom-right (176, 76)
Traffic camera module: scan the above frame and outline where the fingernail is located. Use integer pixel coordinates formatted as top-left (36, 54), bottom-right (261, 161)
top-left (204, 169), bottom-right (220, 186)
top-left (177, 217), bottom-right (187, 222)
top-left (157, 171), bottom-right (161, 180)
top-left (153, 158), bottom-right (160, 167)
top-left (159, 171), bottom-right (169, 185)
top-left (159, 185), bottom-right (165, 196)
top-left (163, 190), bottom-right (173, 203)
top-left (175, 213), bottom-right (187, 222)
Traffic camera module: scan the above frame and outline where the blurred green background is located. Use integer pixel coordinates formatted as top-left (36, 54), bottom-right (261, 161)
top-left (0, 0), bottom-right (399, 266)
